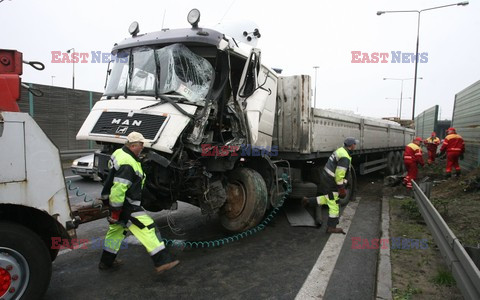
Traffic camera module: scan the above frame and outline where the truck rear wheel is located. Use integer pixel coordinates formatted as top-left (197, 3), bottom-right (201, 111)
top-left (387, 152), bottom-right (396, 175)
top-left (220, 168), bottom-right (268, 232)
top-left (0, 222), bottom-right (52, 300)
top-left (395, 151), bottom-right (403, 173)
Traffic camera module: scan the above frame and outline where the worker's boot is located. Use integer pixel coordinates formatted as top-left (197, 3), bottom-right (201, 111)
top-left (153, 249), bottom-right (180, 274)
top-left (326, 217), bottom-right (345, 234)
top-left (326, 227), bottom-right (346, 234)
top-left (445, 172), bottom-right (451, 179)
top-left (99, 250), bottom-right (123, 271)
top-left (455, 170), bottom-right (461, 177)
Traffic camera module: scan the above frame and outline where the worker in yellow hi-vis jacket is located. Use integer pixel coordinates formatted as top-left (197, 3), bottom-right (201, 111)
top-left (99, 132), bottom-right (179, 273)
top-left (303, 137), bottom-right (357, 234)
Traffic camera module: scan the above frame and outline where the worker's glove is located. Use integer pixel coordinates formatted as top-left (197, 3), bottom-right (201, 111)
top-left (460, 153), bottom-right (464, 160)
top-left (107, 209), bottom-right (122, 224)
top-left (338, 187), bottom-right (347, 199)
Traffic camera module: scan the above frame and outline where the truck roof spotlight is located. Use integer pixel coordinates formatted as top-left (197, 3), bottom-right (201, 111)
top-left (129, 21), bottom-right (140, 37)
top-left (188, 9), bottom-right (201, 28)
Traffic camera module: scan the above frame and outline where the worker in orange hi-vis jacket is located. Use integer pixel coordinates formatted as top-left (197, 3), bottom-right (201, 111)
top-left (440, 127), bottom-right (465, 178)
top-left (424, 132), bottom-right (441, 164)
top-left (403, 137), bottom-right (425, 190)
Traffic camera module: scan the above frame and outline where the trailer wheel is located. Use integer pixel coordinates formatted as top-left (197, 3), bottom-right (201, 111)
top-left (387, 152), bottom-right (396, 175)
top-left (0, 222), bottom-right (52, 300)
top-left (395, 151), bottom-right (403, 173)
top-left (220, 168), bottom-right (268, 232)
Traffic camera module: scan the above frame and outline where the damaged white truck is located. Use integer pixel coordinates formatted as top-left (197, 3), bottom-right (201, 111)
top-left (77, 9), bottom-right (414, 232)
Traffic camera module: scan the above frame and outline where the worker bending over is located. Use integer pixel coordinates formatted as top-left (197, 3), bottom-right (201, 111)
top-left (303, 137), bottom-right (357, 234)
top-left (403, 137), bottom-right (424, 190)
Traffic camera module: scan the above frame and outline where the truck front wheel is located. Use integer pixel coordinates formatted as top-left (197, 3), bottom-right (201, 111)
top-left (220, 168), bottom-right (268, 232)
top-left (0, 222), bottom-right (52, 300)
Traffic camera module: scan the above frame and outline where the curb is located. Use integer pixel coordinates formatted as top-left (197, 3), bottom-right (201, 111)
top-left (376, 196), bottom-right (392, 299)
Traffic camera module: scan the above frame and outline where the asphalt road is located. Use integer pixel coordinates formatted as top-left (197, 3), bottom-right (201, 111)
top-left (43, 171), bottom-right (383, 299)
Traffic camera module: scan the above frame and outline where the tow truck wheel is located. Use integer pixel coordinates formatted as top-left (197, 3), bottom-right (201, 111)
top-left (0, 222), bottom-right (52, 300)
top-left (220, 168), bottom-right (268, 232)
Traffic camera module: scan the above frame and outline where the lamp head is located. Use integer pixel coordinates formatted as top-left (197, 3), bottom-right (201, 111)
top-left (377, 11), bottom-right (385, 16)
top-left (128, 21), bottom-right (140, 37)
top-left (187, 9), bottom-right (201, 28)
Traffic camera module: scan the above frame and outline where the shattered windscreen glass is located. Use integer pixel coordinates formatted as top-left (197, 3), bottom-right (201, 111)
top-left (156, 44), bottom-right (214, 103)
top-left (105, 44), bottom-right (215, 102)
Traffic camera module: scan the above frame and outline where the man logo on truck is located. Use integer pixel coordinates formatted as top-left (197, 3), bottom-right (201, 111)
top-left (111, 118), bottom-right (143, 126)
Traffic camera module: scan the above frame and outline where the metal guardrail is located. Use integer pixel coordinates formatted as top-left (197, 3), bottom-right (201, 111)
top-left (60, 149), bottom-right (96, 160)
top-left (412, 180), bottom-right (480, 300)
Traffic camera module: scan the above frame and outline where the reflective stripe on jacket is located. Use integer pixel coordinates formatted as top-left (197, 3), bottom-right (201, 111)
top-left (404, 143), bottom-right (424, 165)
top-left (424, 137), bottom-right (440, 151)
top-left (109, 146), bottom-right (145, 211)
top-left (440, 134), bottom-right (465, 154)
top-left (324, 146), bottom-right (352, 186)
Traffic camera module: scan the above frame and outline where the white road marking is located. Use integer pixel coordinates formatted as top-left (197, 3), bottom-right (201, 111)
top-left (295, 199), bottom-right (360, 300)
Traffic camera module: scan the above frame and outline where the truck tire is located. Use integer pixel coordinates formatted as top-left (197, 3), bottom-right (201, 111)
top-left (0, 222), bottom-right (52, 300)
top-left (395, 151), bottom-right (403, 174)
top-left (387, 152), bottom-right (396, 175)
top-left (288, 181), bottom-right (318, 199)
top-left (220, 168), bottom-right (268, 232)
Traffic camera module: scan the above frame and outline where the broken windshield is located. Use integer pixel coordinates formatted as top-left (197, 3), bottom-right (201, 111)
top-left (105, 44), bottom-right (215, 103)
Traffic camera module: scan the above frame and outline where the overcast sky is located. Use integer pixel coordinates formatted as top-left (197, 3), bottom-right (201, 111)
top-left (2, 0), bottom-right (479, 120)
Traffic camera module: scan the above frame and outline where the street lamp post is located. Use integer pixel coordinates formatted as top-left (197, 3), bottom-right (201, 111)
top-left (377, 1), bottom-right (469, 120)
top-left (51, 76), bottom-right (55, 86)
top-left (313, 66), bottom-right (319, 108)
top-left (66, 48), bottom-right (75, 89)
top-left (383, 77), bottom-right (422, 119)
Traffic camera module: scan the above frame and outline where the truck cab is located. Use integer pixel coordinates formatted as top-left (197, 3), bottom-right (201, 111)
top-left (77, 10), bottom-right (285, 232)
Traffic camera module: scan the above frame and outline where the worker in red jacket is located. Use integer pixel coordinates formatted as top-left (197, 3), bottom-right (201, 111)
top-left (424, 132), bottom-right (441, 164)
top-left (403, 137), bottom-right (424, 190)
top-left (440, 127), bottom-right (465, 178)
